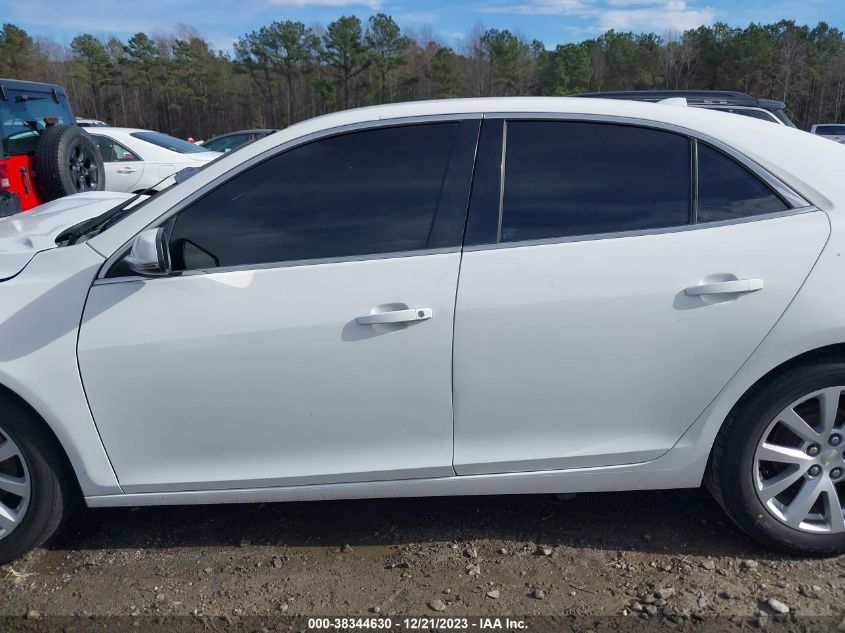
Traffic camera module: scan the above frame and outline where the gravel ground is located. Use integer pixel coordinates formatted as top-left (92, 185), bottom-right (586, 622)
top-left (1, 488), bottom-right (844, 630)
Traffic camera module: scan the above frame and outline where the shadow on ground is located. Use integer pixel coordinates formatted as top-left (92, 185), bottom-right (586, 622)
top-left (48, 488), bottom-right (782, 560)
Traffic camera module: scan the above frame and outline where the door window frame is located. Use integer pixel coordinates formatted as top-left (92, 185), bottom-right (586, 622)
top-left (99, 115), bottom-right (482, 282)
top-left (92, 134), bottom-right (143, 163)
top-left (464, 113), bottom-right (813, 250)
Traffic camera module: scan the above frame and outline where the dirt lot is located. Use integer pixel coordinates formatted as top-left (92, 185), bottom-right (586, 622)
top-left (1, 488), bottom-right (843, 630)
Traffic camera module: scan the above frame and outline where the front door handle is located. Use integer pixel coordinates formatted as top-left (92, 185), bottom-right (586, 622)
top-left (116, 167), bottom-right (137, 174)
top-left (685, 279), bottom-right (764, 296)
top-left (357, 308), bottom-right (433, 325)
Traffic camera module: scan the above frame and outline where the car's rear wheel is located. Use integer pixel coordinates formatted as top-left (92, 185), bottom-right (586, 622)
top-left (709, 359), bottom-right (845, 556)
top-left (35, 125), bottom-right (105, 201)
top-left (0, 402), bottom-right (74, 564)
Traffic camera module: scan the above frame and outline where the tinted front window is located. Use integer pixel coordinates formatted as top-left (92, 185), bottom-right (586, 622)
top-left (697, 144), bottom-right (789, 222)
top-left (500, 121), bottom-right (690, 241)
top-left (169, 123), bottom-right (458, 270)
top-left (131, 131), bottom-right (207, 154)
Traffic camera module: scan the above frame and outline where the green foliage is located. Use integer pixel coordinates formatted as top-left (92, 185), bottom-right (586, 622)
top-left (2, 17), bottom-right (844, 136)
top-left (537, 44), bottom-right (592, 95)
top-left (234, 21), bottom-right (318, 125)
top-left (366, 14), bottom-right (410, 103)
top-left (70, 34), bottom-right (117, 119)
top-left (0, 24), bottom-right (41, 76)
top-left (426, 47), bottom-right (463, 98)
top-left (480, 29), bottom-right (532, 95)
top-left (322, 15), bottom-right (370, 108)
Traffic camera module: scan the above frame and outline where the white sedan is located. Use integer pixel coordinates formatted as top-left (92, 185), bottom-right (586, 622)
top-left (85, 127), bottom-right (220, 193)
top-left (1, 97), bottom-right (844, 562)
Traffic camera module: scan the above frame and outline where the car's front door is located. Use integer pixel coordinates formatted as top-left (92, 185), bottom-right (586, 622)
top-left (78, 120), bottom-right (479, 492)
top-left (452, 118), bottom-right (830, 475)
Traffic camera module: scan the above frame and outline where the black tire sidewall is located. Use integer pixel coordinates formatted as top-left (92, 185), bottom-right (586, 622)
top-left (717, 362), bottom-right (845, 556)
top-left (36, 125), bottom-right (105, 201)
top-left (0, 406), bottom-right (69, 564)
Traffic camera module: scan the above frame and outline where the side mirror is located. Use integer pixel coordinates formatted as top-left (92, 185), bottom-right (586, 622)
top-left (124, 227), bottom-right (171, 276)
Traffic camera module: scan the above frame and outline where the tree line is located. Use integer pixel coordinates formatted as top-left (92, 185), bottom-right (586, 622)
top-left (0, 16), bottom-right (843, 138)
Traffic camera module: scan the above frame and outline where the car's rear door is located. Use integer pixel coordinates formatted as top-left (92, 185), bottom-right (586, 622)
top-left (452, 117), bottom-right (829, 475)
top-left (78, 119), bottom-right (480, 492)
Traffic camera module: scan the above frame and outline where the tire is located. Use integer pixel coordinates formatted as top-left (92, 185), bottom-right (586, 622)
top-left (0, 399), bottom-right (76, 564)
top-left (708, 358), bottom-right (845, 556)
top-left (35, 125), bottom-right (105, 201)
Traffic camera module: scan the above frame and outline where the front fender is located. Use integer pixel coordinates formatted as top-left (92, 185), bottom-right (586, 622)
top-left (0, 244), bottom-right (120, 495)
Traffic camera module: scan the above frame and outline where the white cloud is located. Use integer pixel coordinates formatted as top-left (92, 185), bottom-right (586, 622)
top-left (477, 0), bottom-right (596, 16)
top-left (598, 0), bottom-right (716, 31)
top-left (267, 0), bottom-right (384, 7)
top-left (606, 0), bottom-right (665, 6)
top-left (396, 11), bottom-right (440, 23)
top-left (477, 0), bottom-right (716, 33)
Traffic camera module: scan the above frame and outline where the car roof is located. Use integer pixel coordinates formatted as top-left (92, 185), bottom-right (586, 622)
top-left (573, 90), bottom-right (787, 111)
top-left (266, 97), bottom-right (787, 139)
top-left (207, 129), bottom-right (277, 138)
top-left (0, 78), bottom-right (68, 96)
top-left (85, 127), bottom-right (156, 134)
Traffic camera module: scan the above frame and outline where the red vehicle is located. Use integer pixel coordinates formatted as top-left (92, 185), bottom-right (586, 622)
top-left (0, 79), bottom-right (104, 215)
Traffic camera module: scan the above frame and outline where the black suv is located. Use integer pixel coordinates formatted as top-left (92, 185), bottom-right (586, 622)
top-left (573, 90), bottom-right (796, 127)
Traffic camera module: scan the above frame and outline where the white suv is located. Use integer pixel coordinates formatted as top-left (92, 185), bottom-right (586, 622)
top-left (0, 97), bottom-right (844, 562)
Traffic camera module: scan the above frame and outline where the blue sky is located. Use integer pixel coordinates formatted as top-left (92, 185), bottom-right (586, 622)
top-left (2, 0), bottom-right (844, 52)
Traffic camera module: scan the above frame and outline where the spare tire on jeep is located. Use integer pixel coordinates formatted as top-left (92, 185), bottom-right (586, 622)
top-left (35, 125), bottom-right (105, 201)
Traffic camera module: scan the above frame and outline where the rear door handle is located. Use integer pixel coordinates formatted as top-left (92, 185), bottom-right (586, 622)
top-left (685, 279), bottom-right (764, 296)
top-left (357, 308), bottom-right (433, 325)
top-left (116, 167), bottom-right (137, 174)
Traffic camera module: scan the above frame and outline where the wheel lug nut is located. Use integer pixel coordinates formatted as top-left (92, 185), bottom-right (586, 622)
top-left (807, 444), bottom-right (821, 456)
top-left (831, 468), bottom-right (843, 479)
top-left (808, 465), bottom-right (822, 477)
top-left (830, 435), bottom-right (842, 447)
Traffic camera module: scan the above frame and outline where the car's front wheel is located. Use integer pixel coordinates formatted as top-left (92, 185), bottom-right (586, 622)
top-left (0, 401), bottom-right (74, 564)
top-left (709, 358), bottom-right (845, 556)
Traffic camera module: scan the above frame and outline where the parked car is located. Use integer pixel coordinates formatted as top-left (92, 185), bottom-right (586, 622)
top-left (0, 78), bottom-right (104, 214)
top-left (199, 128), bottom-right (277, 154)
top-left (575, 90), bottom-right (796, 127)
top-left (811, 124), bottom-right (845, 144)
top-left (75, 118), bottom-right (108, 127)
top-left (1, 97), bottom-right (845, 563)
top-left (83, 127), bottom-right (220, 193)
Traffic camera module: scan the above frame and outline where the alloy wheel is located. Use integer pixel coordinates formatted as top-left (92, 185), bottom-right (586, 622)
top-left (0, 426), bottom-right (31, 540)
top-left (754, 387), bottom-right (845, 533)
top-left (68, 142), bottom-right (99, 192)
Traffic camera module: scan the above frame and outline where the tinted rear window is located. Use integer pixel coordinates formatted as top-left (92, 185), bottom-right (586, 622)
top-left (815, 125), bottom-right (845, 136)
top-left (500, 121), bottom-right (691, 241)
top-left (697, 144), bottom-right (789, 222)
top-left (131, 131), bottom-right (207, 154)
top-left (0, 88), bottom-right (74, 156)
top-left (723, 108), bottom-right (777, 123)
